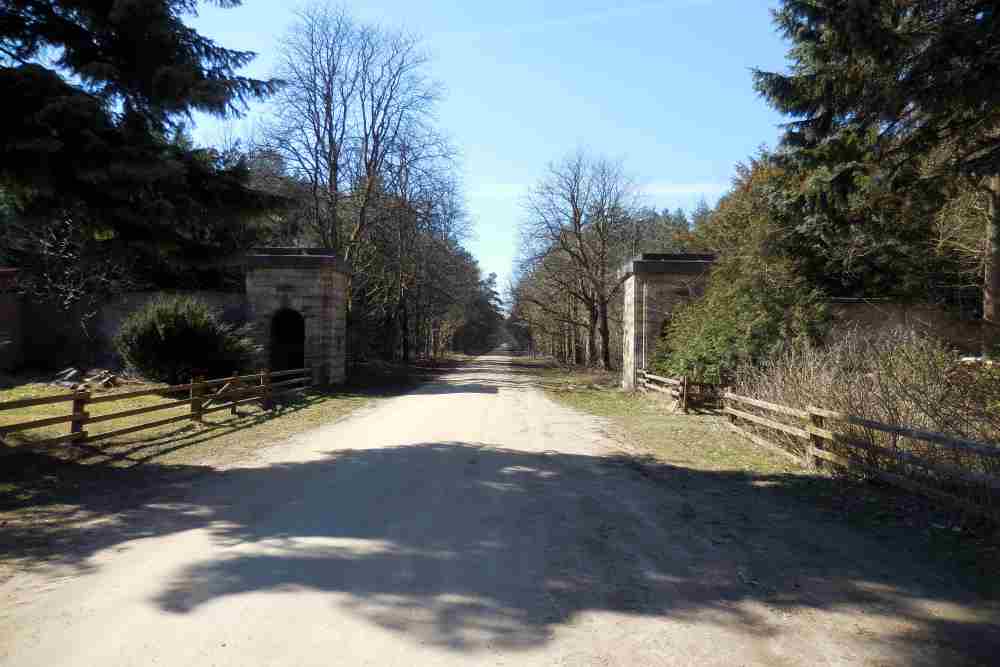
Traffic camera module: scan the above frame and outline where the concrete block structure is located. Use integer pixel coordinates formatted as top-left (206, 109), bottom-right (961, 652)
top-left (245, 249), bottom-right (350, 386)
top-left (621, 254), bottom-right (715, 390)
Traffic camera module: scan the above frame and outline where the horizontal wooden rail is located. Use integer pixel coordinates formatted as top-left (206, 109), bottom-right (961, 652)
top-left (201, 373), bottom-right (261, 388)
top-left (84, 398), bottom-right (191, 425)
top-left (807, 406), bottom-right (1000, 459)
top-left (270, 367), bottom-right (311, 379)
top-left (0, 411), bottom-right (88, 434)
top-left (202, 395), bottom-right (267, 416)
top-left (807, 425), bottom-right (1000, 492)
top-left (0, 367), bottom-right (313, 450)
top-left (203, 384), bottom-right (266, 408)
top-left (721, 392), bottom-right (1000, 520)
top-left (725, 392), bottom-right (809, 419)
top-left (87, 384), bottom-right (194, 404)
top-left (724, 406), bottom-right (810, 440)
top-left (86, 413), bottom-right (194, 444)
top-left (0, 393), bottom-right (79, 411)
top-left (641, 372), bottom-right (681, 387)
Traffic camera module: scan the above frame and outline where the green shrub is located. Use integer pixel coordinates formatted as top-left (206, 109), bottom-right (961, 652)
top-left (115, 295), bottom-right (258, 384)
top-left (652, 260), bottom-right (829, 383)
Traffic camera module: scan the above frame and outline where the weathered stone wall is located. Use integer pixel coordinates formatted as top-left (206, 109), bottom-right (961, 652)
top-left (96, 291), bottom-right (246, 363)
top-left (245, 251), bottom-right (348, 386)
top-left (831, 301), bottom-right (985, 353)
top-left (9, 250), bottom-right (350, 379)
top-left (621, 254), bottom-right (992, 388)
top-left (17, 290), bottom-right (245, 370)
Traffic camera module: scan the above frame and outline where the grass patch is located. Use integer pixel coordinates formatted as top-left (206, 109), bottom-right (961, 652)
top-left (0, 380), bottom-right (367, 469)
top-left (543, 370), bottom-right (801, 477)
top-left (541, 364), bottom-right (1000, 595)
top-left (0, 361), bottom-right (447, 582)
top-left (0, 360), bottom-right (440, 508)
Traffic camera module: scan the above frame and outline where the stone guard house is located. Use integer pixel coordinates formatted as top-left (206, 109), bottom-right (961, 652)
top-left (246, 249), bottom-right (350, 386)
top-left (621, 253), bottom-right (715, 390)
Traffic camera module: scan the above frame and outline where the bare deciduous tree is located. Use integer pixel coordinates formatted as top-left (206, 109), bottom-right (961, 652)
top-left (269, 4), bottom-right (358, 249)
top-left (267, 2), bottom-right (441, 264)
top-left (520, 150), bottom-right (640, 369)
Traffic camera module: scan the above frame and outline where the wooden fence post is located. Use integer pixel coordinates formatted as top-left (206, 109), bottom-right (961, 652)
top-left (807, 408), bottom-right (824, 470)
top-left (262, 369), bottom-right (273, 411)
top-left (681, 376), bottom-right (689, 414)
top-left (70, 389), bottom-right (90, 444)
top-left (190, 376), bottom-right (204, 423)
top-left (230, 370), bottom-right (240, 416)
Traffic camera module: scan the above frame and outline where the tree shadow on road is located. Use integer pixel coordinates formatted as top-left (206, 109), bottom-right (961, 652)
top-left (2, 442), bottom-right (997, 664)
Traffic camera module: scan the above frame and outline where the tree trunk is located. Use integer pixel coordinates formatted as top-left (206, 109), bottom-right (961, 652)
top-left (401, 301), bottom-right (410, 363)
top-left (599, 298), bottom-right (613, 371)
top-left (344, 273), bottom-right (354, 377)
top-left (327, 159), bottom-right (340, 253)
top-left (587, 305), bottom-right (599, 367)
top-left (985, 175), bottom-right (1000, 353)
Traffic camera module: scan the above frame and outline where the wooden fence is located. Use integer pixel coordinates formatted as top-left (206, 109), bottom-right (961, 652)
top-left (637, 370), bottom-right (722, 412)
top-left (724, 392), bottom-right (1000, 520)
top-left (0, 368), bottom-right (313, 449)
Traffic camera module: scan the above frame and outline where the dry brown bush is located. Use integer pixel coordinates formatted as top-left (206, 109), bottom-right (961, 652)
top-left (733, 327), bottom-right (1000, 510)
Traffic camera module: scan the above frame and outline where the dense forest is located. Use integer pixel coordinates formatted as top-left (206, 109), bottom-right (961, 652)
top-left (3, 1), bottom-right (997, 373)
top-left (0, 1), bottom-right (503, 364)
top-left (510, 0), bottom-right (1000, 377)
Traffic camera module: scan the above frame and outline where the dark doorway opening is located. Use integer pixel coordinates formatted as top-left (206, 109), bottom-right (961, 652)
top-left (270, 309), bottom-right (305, 371)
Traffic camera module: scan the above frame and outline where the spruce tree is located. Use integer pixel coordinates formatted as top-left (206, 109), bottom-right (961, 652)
top-left (0, 1), bottom-right (282, 281)
top-left (753, 1), bottom-right (1000, 323)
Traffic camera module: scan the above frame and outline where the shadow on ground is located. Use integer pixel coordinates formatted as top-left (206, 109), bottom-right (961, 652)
top-left (2, 440), bottom-right (997, 664)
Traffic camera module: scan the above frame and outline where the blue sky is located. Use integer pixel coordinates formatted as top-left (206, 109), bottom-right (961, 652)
top-left (188, 1), bottom-right (790, 289)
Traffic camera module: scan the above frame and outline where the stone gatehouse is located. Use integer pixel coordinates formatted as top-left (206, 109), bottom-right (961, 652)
top-left (246, 249), bottom-right (350, 386)
top-left (621, 253), bottom-right (715, 390)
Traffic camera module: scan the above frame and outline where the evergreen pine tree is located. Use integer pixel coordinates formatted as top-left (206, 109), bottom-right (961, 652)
top-left (753, 0), bottom-right (1000, 322)
top-left (0, 1), bottom-right (282, 283)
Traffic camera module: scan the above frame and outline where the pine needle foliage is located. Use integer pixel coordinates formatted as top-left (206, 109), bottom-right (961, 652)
top-left (115, 295), bottom-right (259, 385)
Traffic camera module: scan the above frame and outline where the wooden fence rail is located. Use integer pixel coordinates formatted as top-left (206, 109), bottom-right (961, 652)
top-left (723, 391), bottom-right (1000, 520)
top-left (0, 368), bottom-right (313, 449)
top-left (637, 370), bottom-right (722, 413)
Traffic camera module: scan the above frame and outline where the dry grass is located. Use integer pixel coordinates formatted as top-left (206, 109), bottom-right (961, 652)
top-left (0, 379), bottom-right (368, 471)
top-left (538, 362), bottom-right (1000, 594)
top-left (539, 366), bottom-right (803, 477)
top-left (733, 328), bottom-right (1000, 517)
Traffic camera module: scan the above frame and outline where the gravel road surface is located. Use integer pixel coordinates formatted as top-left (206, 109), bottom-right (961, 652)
top-left (1, 355), bottom-right (996, 666)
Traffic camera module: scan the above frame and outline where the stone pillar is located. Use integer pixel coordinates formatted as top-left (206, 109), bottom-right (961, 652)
top-left (620, 254), bottom-right (715, 390)
top-left (245, 249), bottom-right (350, 386)
top-left (622, 271), bottom-right (642, 390)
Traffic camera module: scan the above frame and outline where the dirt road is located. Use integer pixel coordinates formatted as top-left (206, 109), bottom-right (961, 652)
top-left (1, 356), bottom-right (996, 666)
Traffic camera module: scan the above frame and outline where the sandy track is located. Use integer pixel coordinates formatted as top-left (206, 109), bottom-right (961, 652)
top-left (1, 355), bottom-right (996, 666)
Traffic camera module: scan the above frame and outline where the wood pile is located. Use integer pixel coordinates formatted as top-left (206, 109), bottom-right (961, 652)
top-left (51, 368), bottom-right (141, 390)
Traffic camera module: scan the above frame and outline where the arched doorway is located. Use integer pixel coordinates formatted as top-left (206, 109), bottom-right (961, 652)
top-left (270, 308), bottom-right (305, 371)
